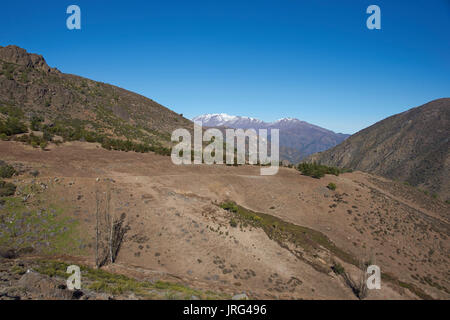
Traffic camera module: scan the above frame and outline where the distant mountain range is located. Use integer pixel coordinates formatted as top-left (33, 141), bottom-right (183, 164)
top-left (193, 114), bottom-right (350, 163)
top-left (307, 98), bottom-right (450, 200)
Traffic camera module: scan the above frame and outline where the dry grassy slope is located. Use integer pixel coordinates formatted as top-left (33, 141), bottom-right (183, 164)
top-left (1, 141), bottom-right (448, 299)
top-left (0, 45), bottom-right (192, 146)
top-left (306, 98), bottom-right (450, 201)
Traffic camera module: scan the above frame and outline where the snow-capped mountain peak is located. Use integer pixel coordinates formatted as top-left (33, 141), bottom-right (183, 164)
top-left (274, 117), bottom-right (300, 123)
top-left (192, 113), bottom-right (320, 129)
top-left (191, 113), bottom-right (350, 163)
top-left (192, 113), bottom-right (264, 127)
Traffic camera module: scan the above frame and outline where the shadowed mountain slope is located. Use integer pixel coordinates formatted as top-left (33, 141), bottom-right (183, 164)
top-left (307, 99), bottom-right (450, 200)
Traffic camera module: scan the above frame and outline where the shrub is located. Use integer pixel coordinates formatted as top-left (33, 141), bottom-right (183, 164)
top-left (30, 170), bottom-right (39, 177)
top-left (13, 132), bottom-right (49, 149)
top-left (229, 219), bottom-right (238, 228)
top-left (0, 162), bottom-right (16, 178)
top-left (220, 202), bottom-right (238, 213)
top-left (38, 119), bottom-right (171, 156)
top-left (30, 115), bottom-right (44, 131)
top-left (327, 182), bottom-right (337, 191)
top-left (0, 180), bottom-right (16, 197)
top-left (0, 105), bottom-right (24, 118)
top-left (0, 117), bottom-right (28, 136)
top-left (297, 162), bottom-right (342, 179)
top-left (43, 129), bottom-right (53, 142)
top-left (331, 262), bottom-right (345, 275)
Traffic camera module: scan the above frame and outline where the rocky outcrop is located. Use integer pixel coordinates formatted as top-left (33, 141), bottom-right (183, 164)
top-left (0, 45), bottom-right (58, 74)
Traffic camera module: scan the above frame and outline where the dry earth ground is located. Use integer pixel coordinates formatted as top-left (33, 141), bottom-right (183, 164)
top-left (1, 141), bottom-right (449, 299)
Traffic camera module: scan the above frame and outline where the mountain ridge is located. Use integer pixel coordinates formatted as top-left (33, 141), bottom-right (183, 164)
top-left (0, 45), bottom-right (192, 152)
top-left (306, 98), bottom-right (450, 200)
top-left (193, 113), bottom-right (350, 162)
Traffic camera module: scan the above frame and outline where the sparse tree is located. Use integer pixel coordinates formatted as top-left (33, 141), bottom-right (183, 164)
top-left (95, 190), bottom-right (100, 268)
top-left (94, 182), bottom-right (130, 268)
top-left (332, 258), bottom-right (369, 300)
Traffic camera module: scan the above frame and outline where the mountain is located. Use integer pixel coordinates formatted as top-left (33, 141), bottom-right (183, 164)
top-left (193, 114), bottom-right (350, 163)
top-left (307, 98), bottom-right (450, 200)
top-left (1, 45), bottom-right (449, 300)
top-left (0, 45), bottom-right (192, 152)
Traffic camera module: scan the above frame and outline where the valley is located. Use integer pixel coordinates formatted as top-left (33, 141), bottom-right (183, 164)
top-left (1, 140), bottom-right (448, 300)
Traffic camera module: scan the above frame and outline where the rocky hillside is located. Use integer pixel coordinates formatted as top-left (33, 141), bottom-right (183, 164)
top-left (307, 98), bottom-right (450, 201)
top-left (0, 45), bottom-right (192, 152)
top-left (193, 114), bottom-right (349, 163)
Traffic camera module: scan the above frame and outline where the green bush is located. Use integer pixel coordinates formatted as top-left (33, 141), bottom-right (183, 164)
top-left (327, 182), bottom-right (337, 191)
top-left (0, 105), bottom-right (24, 118)
top-left (220, 202), bottom-right (238, 213)
top-left (30, 115), bottom-right (44, 131)
top-left (30, 170), bottom-right (39, 177)
top-left (13, 132), bottom-right (50, 149)
top-left (0, 161), bottom-right (16, 178)
top-left (332, 262), bottom-right (345, 275)
top-left (100, 137), bottom-right (170, 155)
top-left (0, 180), bottom-right (16, 197)
top-left (297, 162), bottom-right (342, 179)
top-left (0, 117), bottom-right (28, 136)
top-left (42, 119), bottom-right (171, 156)
top-left (43, 129), bottom-right (53, 141)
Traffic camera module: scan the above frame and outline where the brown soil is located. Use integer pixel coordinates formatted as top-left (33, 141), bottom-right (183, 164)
top-left (1, 140), bottom-right (449, 300)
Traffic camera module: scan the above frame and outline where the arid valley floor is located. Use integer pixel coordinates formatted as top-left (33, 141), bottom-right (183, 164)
top-left (1, 140), bottom-right (448, 300)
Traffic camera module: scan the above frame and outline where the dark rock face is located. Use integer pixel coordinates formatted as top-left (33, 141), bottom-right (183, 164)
top-left (307, 98), bottom-right (450, 200)
top-left (0, 45), bottom-right (57, 74)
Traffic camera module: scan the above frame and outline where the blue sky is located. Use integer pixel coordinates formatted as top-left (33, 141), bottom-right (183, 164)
top-left (1, 0), bottom-right (449, 133)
